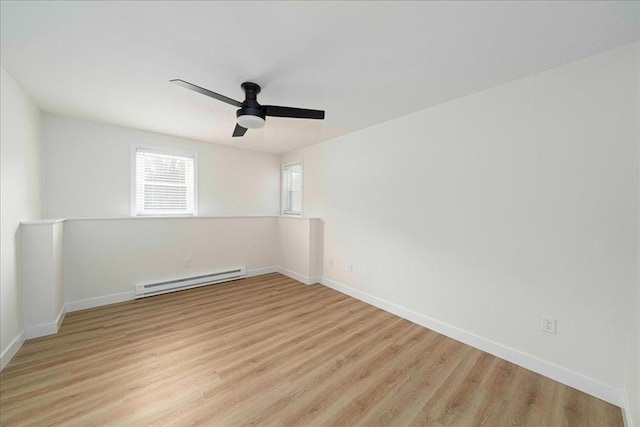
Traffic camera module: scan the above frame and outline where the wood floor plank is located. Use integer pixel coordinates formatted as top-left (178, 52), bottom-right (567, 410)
top-left (0, 273), bottom-right (623, 426)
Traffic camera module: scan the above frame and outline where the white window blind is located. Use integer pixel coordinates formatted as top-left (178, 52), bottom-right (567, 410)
top-left (282, 162), bottom-right (302, 215)
top-left (134, 147), bottom-right (196, 216)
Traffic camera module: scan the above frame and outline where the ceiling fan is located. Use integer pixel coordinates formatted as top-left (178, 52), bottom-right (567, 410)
top-left (171, 79), bottom-right (325, 137)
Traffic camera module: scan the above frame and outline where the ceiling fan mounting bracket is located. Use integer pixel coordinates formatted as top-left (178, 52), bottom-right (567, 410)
top-left (241, 82), bottom-right (261, 98)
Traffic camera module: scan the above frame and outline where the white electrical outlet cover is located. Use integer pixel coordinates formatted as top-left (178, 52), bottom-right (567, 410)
top-left (541, 316), bottom-right (557, 334)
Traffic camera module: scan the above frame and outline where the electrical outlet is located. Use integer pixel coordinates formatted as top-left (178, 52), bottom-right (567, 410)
top-left (541, 316), bottom-right (557, 334)
top-left (184, 258), bottom-right (191, 268)
top-left (347, 263), bottom-right (353, 273)
top-left (329, 258), bottom-right (334, 267)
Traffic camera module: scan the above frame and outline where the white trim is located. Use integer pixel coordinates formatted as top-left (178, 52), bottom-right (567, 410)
top-left (65, 270), bottom-right (279, 312)
top-left (20, 219), bottom-right (66, 225)
top-left (130, 143), bottom-right (137, 216)
top-left (281, 160), bottom-right (304, 216)
top-left (247, 266), bottom-right (277, 277)
top-left (130, 143), bottom-right (199, 217)
top-left (308, 276), bottom-right (322, 285)
top-left (19, 215), bottom-right (321, 223)
top-left (67, 215), bottom-right (279, 221)
top-left (321, 276), bottom-right (623, 407)
top-left (276, 267), bottom-right (318, 285)
top-left (623, 391), bottom-right (637, 427)
top-left (66, 290), bottom-right (134, 313)
top-left (1, 330), bottom-right (25, 371)
top-left (60, 270), bottom-right (279, 315)
top-left (25, 304), bottom-right (66, 339)
top-left (66, 269), bottom-right (280, 312)
top-left (55, 304), bottom-right (66, 331)
top-left (26, 322), bottom-right (58, 339)
top-left (277, 215), bottom-right (320, 220)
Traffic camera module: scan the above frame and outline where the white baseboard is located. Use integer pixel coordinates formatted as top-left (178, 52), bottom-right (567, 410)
top-left (247, 266), bottom-right (277, 277)
top-left (66, 269), bottom-right (278, 313)
top-left (26, 322), bottom-right (57, 339)
top-left (25, 304), bottom-right (66, 339)
top-left (56, 303), bottom-right (66, 331)
top-left (276, 267), bottom-right (318, 285)
top-left (64, 270), bottom-right (280, 312)
top-left (321, 277), bottom-right (623, 407)
top-left (308, 275), bottom-right (322, 285)
top-left (66, 290), bottom-right (134, 312)
top-left (1, 330), bottom-right (25, 371)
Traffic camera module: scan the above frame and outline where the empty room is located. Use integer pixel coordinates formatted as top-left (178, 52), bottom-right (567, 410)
top-left (1, 1), bottom-right (638, 425)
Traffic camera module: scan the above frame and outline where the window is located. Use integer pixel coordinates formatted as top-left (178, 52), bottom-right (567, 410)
top-left (131, 145), bottom-right (197, 216)
top-left (282, 162), bottom-right (303, 215)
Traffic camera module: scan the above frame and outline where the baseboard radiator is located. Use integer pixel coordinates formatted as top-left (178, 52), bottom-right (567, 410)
top-left (135, 267), bottom-right (247, 298)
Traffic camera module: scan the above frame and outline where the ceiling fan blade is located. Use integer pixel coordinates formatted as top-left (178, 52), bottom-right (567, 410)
top-left (263, 105), bottom-right (325, 120)
top-left (171, 79), bottom-right (242, 108)
top-left (232, 123), bottom-right (248, 137)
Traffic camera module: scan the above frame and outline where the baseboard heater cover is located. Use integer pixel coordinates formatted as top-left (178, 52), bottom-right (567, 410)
top-left (135, 267), bottom-right (246, 298)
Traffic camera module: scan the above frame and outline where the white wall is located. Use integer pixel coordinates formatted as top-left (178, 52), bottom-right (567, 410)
top-left (625, 47), bottom-right (640, 426)
top-left (38, 113), bottom-right (287, 316)
top-left (63, 217), bottom-right (277, 306)
top-left (283, 43), bottom-right (639, 405)
top-left (42, 114), bottom-right (281, 218)
top-left (627, 275), bottom-right (640, 426)
top-left (21, 221), bottom-right (65, 338)
top-left (0, 67), bottom-right (42, 368)
top-left (277, 217), bottom-right (322, 284)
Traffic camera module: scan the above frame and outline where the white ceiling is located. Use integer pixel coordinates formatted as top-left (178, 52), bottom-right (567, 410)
top-left (1, 1), bottom-right (638, 154)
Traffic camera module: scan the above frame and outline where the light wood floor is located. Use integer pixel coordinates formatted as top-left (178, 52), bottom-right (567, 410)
top-left (0, 273), bottom-right (623, 426)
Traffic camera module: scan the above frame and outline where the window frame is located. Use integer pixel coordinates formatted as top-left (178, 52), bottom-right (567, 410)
top-left (130, 143), bottom-right (199, 217)
top-left (281, 161), bottom-right (303, 216)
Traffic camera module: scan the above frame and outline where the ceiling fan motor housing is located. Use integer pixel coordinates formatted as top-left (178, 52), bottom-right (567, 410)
top-left (237, 82), bottom-right (266, 128)
top-left (236, 105), bottom-right (265, 120)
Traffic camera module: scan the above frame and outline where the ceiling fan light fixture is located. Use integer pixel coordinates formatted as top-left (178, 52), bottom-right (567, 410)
top-left (237, 114), bottom-right (265, 129)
